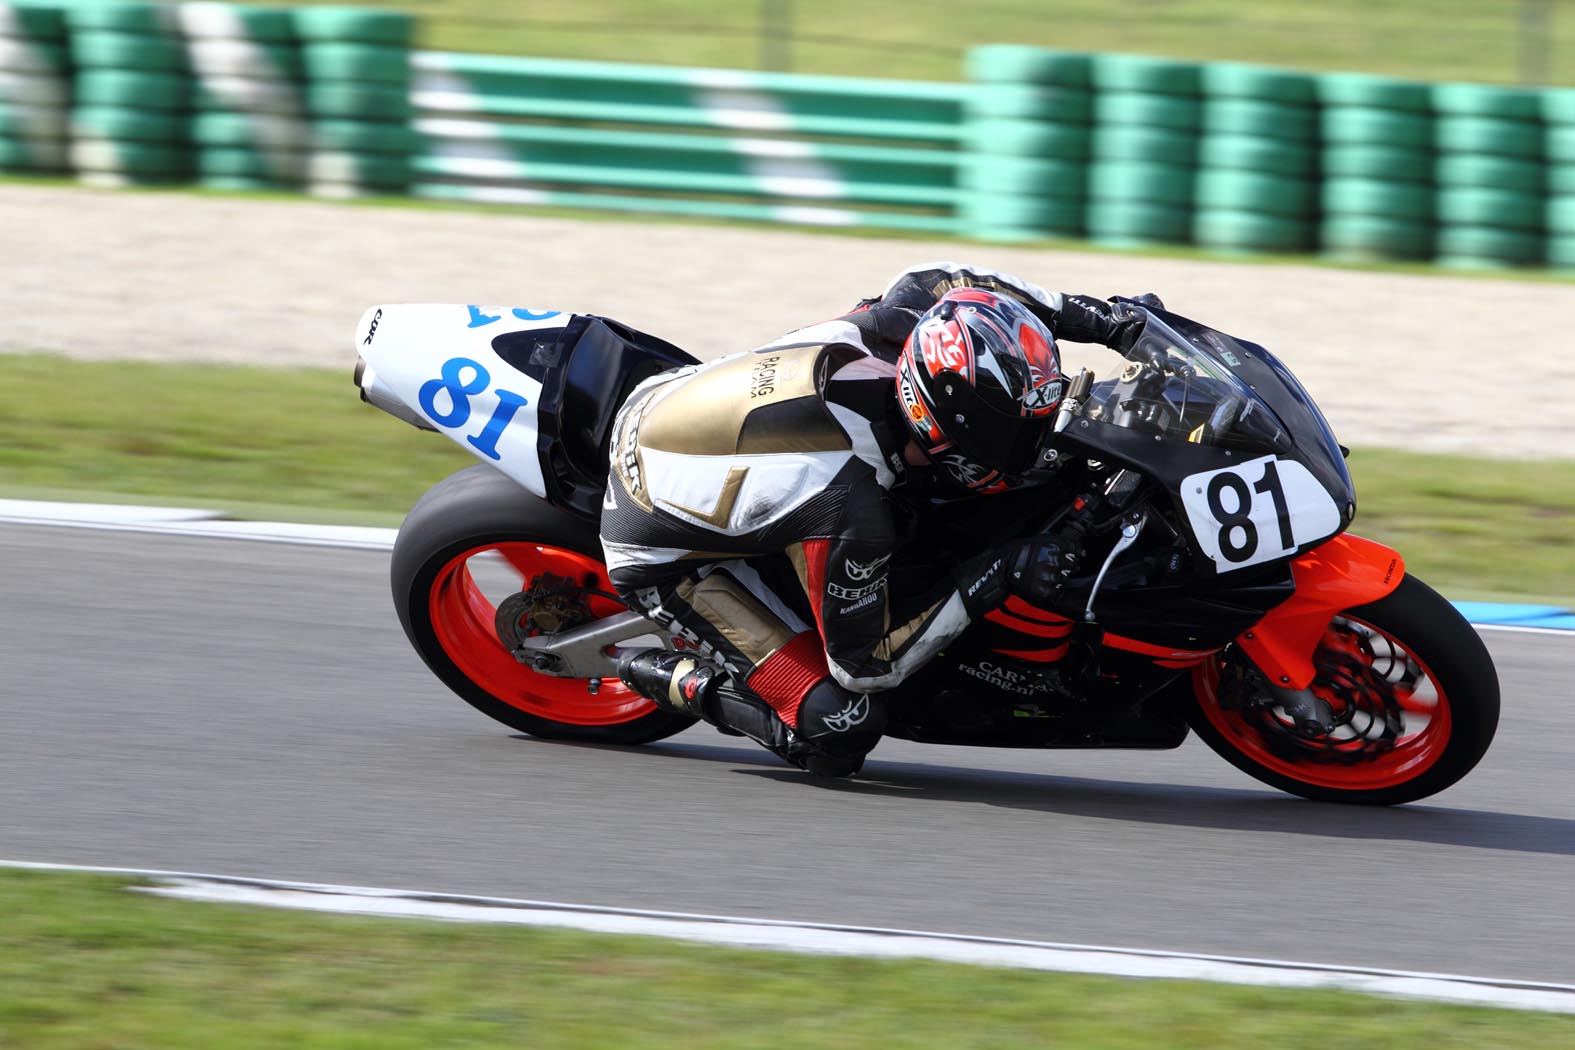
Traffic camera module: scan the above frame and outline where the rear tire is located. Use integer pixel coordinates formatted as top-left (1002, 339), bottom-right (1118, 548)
top-left (391, 465), bottom-right (696, 745)
top-left (1185, 574), bottom-right (1500, 805)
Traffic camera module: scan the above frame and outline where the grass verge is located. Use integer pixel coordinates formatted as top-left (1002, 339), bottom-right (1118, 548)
top-left (272, 0), bottom-right (1575, 86)
top-left (2, 868), bottom-right (1571, 1049)
top-left (2, 353), bottom-right (1571, 604)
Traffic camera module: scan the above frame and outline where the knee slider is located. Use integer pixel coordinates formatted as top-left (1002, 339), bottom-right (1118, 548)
top-left (796, 680), bottom-right (886, 755)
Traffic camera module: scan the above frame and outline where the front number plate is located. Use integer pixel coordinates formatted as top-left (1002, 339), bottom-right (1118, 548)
top-left (1179, 455), bottom-right (1341, 572)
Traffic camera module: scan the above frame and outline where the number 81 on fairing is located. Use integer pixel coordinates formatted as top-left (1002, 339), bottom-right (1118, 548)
top-left (1178, 454), bottom-right (1343, 573)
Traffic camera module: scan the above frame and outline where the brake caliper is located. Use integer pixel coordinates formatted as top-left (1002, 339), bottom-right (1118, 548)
top-left (496, 572), bottom-right (595, 658)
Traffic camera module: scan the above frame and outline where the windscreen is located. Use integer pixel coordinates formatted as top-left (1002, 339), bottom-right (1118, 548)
top-left (1081, 313), bottom-right (1292, 455)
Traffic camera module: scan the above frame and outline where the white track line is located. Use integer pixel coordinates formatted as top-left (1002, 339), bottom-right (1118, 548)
top-left (4, 860), bottom-right (1573, 1014)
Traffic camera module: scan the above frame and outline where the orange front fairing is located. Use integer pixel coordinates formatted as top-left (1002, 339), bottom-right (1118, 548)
top-left (1235, 534), bottom-right (1404, 689)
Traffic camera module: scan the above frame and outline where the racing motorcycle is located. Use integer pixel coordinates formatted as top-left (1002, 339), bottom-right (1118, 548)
top-left (353, 301), bottom-right (1499, 805)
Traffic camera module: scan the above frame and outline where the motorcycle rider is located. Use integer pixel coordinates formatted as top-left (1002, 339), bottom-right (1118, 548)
top-left (604, 261), bottom-right (1157, 777)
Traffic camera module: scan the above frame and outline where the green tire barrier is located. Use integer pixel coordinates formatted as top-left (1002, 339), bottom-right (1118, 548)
top-left (307, 82), bottom-right (411, 121)
top-left (1087, 161), bottom-right (1194, 206)
top-left (74, 70), bottom-right (190, 111)
top-left (1320, 144), bottom-right (1430, 180)
top-left (311, 118), bottom-right (419, 155)
top-left (188, 39), bottom-right (305, 81)
top-left (1431, 83), bottom-right (1541, 120)
top-left (0, 70), bottom-right (66, 106)
top-left (1085, 200), bottom-right (1191, 243)
top-left (1549, 166), bottom-right (1575, 195)
top-left (1199, 62), bottom-right (1315, 105)
top-left (1090, 54), bottom-right (1200, 95)
top-left (193, 111), bottom-right (310, 149)
top-left (958, 193), bottom-right (1082, 234)
top-left (965, 46), bottom-right (1091, 88)
top-left (1195, 169), bottom-right (1314, 216)
top-left (1434, 154), bottom-right (1543, 193)
top-left (294, 7), bottom-right (414, 47)
top-left (0, 3), bottom-right (67, 40)
top-left (1091, 125), bottom-right (1197, 165)
top-left (194, 77), bottom-right (305, 116)
top-left (1320, 215), bottom-right (1433, 259)
top-left (1544, 128), bottom-right (1575, 164)
top-left (69, 137), bottom-right (188, 175)
top-left (64, 2), bottom-right (178, 34)
top-left (176, 3), bottom-right (298, 42)
top-left (308, 149), bottom-right (410, 188)
top-left (71, 106), bottom-right (189, 143)
top-left (964, 118), bottom-right (1089, 159)
top-left (1320, 107), bottom-right (1431, 148)
top-left (1316, 72), bottom-right (1430, 111)
top-left (1197, 134), bottom-right (1315, 177)
top-left (1321, 177), bottom-right (1433, 221)
top-left (0, 134), bottom-right (65, 169)
top-left (302, 43), bottom-right (410, 85)
top-left (197, 174), bottom-right (296, 190)
top-left (1548, 236), bottom-right (1575, 268)
top-left (1201, 99), bottom-right (1317, 141)
top-left (0, 37), bottom-right (65, 75)
top-left (1545, 197), bottom-right (1575, 235)
top-left (196, 145), bottom-right (305, 181)
top-left (961, 155), bottom-right (1084, 197)
top-left (1092, 91), bottom-right (1200, 130)
top-left (967, 83), bottom-right (1091, 123)
top-left (69, 32), bottom-right (188, 74)
top-left (1194, 209), bottom-right (1311, 251)
top-left (1434, 116), bottom-right (1541, 158)
top-left (1436, 187), bottom-right (1543, 230)
top-left (0, 101), bottom-right (64, 139)
top-left (1435, 225), bottom-right (1543, 266)
top-left (1544, 89), bottom-right (1575, 125)
top-left (0, 35), bottom-right (65, 75)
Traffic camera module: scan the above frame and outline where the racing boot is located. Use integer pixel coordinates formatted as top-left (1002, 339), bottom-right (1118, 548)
top-left (788, 680), bottom-right (888, 778)
top-left (616, 648), bottom-right (722, 721)
top-left (616, 648), bottom-right (789, 747)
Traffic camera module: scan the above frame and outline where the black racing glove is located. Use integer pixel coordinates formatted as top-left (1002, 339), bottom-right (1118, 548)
top-left (956, 539), bottom-right (1067, 617)
top-left (1111, 292), bottom-right (1165, 312)
top-left (1057, 294), bottom-right (1156, 354)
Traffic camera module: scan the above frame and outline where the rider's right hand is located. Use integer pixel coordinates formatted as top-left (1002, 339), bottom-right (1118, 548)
top-left (956, 538), bottom-right (1066, 617)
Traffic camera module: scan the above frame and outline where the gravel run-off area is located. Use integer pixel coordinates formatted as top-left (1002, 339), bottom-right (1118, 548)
top-left (3, 183), bottom-right (1572, 460)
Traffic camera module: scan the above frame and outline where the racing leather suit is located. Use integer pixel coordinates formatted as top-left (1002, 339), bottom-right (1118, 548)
top-left (601, 262), bottom-right (1145, 760)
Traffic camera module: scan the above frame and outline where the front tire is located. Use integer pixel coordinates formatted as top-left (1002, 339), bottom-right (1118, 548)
top-left (1185, 574), bottom-right (1500, 805)
top-left (391, 465), bottom-right (696, 745)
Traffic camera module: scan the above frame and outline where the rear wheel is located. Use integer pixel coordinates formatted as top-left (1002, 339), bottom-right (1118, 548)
top-left (391, 465), bottom-right (696, 744)
top-left (1185, 574), bottom-right (1499, 804)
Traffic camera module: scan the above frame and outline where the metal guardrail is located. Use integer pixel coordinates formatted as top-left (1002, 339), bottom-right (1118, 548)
top-left (407, 51), bottom-right (967, 233)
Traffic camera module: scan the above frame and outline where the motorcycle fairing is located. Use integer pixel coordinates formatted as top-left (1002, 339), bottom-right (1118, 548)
top-left (1234, 533), bottom-right (1405, 689)
top-left (355, 304), bottom-right (698, 521)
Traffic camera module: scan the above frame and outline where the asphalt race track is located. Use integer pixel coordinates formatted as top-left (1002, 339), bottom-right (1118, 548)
top-left (3, 522), bottom-right (1571, 984)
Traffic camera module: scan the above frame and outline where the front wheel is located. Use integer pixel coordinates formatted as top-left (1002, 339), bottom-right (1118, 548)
top-left (1185, 574), bottom-right (1500, 805)
top-left (391, 465), bottom-right (696, 745)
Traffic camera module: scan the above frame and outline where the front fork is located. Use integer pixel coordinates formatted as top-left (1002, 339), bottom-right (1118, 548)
top-left (1233, 534), bottom-right (1405, 691)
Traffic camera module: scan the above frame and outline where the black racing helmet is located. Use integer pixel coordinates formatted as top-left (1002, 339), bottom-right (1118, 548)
top-left (895, 288), bottom-right (1064, 493)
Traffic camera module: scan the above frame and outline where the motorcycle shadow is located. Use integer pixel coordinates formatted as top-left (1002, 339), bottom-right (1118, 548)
top-left (527, 736), bottom-right (1575, 858)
